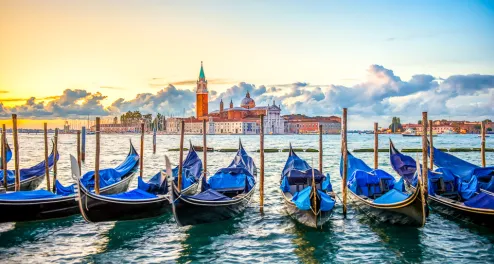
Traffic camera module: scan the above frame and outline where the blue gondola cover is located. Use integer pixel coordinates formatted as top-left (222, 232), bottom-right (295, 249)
top-left (80, 151), bottom-right (138, 190)
top-left (0, 151), bottom-right (59, 186)
top-left (0, 190), bottom-right (60, 200)
top-left (55, 180), bottom-right (75, 196)
top-left (464, 192), bottom-right (494, 210)
top-left (188, 189), bottom-right (232, 201)
top-left (172, 146), bottom-right (203, 190)
top-left (138, 174), bottom-right (168, 194)
top-left (0, 142), bottom-right (12, 169)
top-left (106, 188), bottom-right (158, 199)
top-left (430, 146), bottom-right (494, 192)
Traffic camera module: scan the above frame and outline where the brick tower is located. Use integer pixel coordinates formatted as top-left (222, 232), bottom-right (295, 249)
top-left (196, 61), bottom-right (209, 118)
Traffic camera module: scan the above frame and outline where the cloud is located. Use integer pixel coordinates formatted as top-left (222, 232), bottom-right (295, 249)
top-left (108, 84), bottom-right (196, 116)
top-left (0, 89), bottom-right (109, 118)
top-left (2, 65), bottom-right (493, 127)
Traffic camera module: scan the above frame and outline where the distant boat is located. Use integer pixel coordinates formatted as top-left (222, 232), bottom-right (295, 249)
top-left (442, 129), bottom-right (457, 134)
top-left (402, 128), bottom-right (437, 137)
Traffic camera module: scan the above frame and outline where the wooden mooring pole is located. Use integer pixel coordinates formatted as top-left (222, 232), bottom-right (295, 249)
top-left (12, 114), bottom-right (20, 191)
top-left (153, 120), bottom-right (157, 154)
top-left (202, 119), bottom-right (207, 180)
top-left (421, 112), bottom-right (428, 196)
top-left (260, 115), bottom-right (265, 213)
top-left (95, 118), bottom-right (101, 195)
top-left (81, 126), bottom-right (86, 162)
top-left (481, 121), bottom-right (486, 167)
top-left (319, 124), bottom-right (323, 173)
top-left (429, 120), bottom-right (434, 169)
top-left (374, 122), bottom-right (378, 169)
top-left (1, 124), bottom-right (7, 189)
top-left (53, 128), bottom-right (58, 193)
top-left (43, 123), bottom-right (51, 191)
top-left (177, 120), bottom-right (185, 193)
top-left (342, 108), bottom-right (348, 216)
top-left (77, 130), bottom-right (81, 174)
top-left (140, 122), bottom-right (145, 178)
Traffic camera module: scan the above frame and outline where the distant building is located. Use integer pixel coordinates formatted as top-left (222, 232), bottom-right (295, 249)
top-left (284, 115), bottom-right (341, 134)
top-left (90, 123), bottom-right (140, 133)
top-left (166, 62), bottom-right (285, 134)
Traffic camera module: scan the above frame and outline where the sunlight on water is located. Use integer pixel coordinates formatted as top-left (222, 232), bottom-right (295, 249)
top-left (0, 133), bottom-right (492, 262)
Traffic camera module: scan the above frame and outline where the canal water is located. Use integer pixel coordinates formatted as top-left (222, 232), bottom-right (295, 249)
top-left (0, 133), bottom-right (492, 263)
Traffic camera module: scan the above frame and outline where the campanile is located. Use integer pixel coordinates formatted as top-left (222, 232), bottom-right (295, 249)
top-left (196, 61), bottom-right (209, 118)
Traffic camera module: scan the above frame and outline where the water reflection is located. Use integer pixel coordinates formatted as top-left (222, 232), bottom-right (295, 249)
top-left (0, 216), bottom-right (79, 248)
top-left (178, 217), bottom-right (241, 263)
top-left (289, 220), bottom-right (339, 264)
top-left (369, 223), bottom-right (423, 263)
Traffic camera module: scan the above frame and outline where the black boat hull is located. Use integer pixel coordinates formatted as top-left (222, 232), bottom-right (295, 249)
top-left (412, 187), bottom-right (494, 227)
top-left (78, 185), bottom-right (170, 222)
top-left (347, 181), bottom-right (427, 227)
top-left (172, 184), bottom-right (255, 226)
top-left (282, 191), bottom-right (333, 228)
top-left (0, 173), bottom-right (45, 192)
top-left (0, 173), bottom-right (136, 223)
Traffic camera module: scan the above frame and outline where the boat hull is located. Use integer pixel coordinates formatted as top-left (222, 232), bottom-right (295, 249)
top-left (418, 189), bottom-right (494, 227)
top-left (172, 184), bottom-right (255, 226)
top-left (0, 173), bottom-right (136, 223)
top-left (78, 186), bottom-right (170, 222)
top-left (282, 192), bottom-right (332, 228)
top-left (347, 183), bottom-right (427, 227)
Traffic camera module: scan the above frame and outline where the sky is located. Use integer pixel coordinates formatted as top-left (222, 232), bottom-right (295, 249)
top-left (0, 0), bottom-right (493, 129)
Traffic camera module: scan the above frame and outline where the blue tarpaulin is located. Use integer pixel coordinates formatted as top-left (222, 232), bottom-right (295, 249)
top-left (340, 151), bottom-right (410, 203)
top-left (281, 146), bottom-right (335, 212)
top-left (0, 141), bottom-right (12, 169)
top-left (464, 192), bottom-right (494, 210)
top-left (55, 180), bottom-right (75, 196)
top-left (291, 187), bottom-right (335, 212)
top-left (188, 189), bottom-right (232, 201)
top-left (430, 145), bottom-right (494, 192)
top-left (374, 189), bottom-right (410, 204)
top-left (80, 143), bottom-right (139, 190)
top-left (173, 145), bottom-right (203, 190)
top-left (0, 150), bottom-right (59, 186)
top-left (138, 173), bottom-right (168, 195)
top-left (389, 140), bottom-right (417, 182)
top-left (207, 141), bottom-right (256, 192)
top-left (106, 188), bottom-right (157, 199)
top-left (0, 190), bottom-right (60, 200)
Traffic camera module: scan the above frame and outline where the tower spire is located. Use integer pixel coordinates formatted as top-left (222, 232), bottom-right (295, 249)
top-left (199, 61), bottom-right (206, 80)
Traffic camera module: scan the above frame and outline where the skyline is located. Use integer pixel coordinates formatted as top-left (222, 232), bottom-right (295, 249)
top-left (1, 0), bottom-right (493, 129)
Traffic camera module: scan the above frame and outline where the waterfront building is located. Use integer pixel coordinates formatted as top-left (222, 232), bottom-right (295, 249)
top-left (284, 114), bottom-right (341, 134)
top-left (166, 62), bottom-right (285, 135)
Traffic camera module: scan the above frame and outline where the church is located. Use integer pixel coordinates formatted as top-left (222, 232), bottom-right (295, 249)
top-left (166, 62), bottom-right (285, 134)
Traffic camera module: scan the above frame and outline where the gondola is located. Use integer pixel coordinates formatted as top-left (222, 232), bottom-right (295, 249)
top-left (74, 155), bottom-right (170, 222)
top-left (340, 150), bottom-right (427, 226)
top-left (0, 140), bottom-right (12, 169)
top-left (0, 142), bottom-right (58, 192)
top-left (390, 140), bottom-right (494, 227)
top-left (428, 144), bottom-right (494, 192)
top-left (172, 140), bottom-right (256, 226)
top-left (75, 144), bottom-right (203, 222)
top-left (0, 141), bottom-right (140, 223)
top-left (280, 145), bottom-right (335, 228)
top-left (171, 142), bottom-right (203, 197)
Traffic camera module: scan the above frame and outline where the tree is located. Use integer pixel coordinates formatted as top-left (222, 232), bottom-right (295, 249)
top-left (483, 119), bottom-right (492, 123)
top-left (487, 128), bottom-right (492, 132)
top-left (418, 120), bottom-right (422, 125)
top-left (474, 124), bottom-right (481, 130)
top-left (388, 116), bottom-right (403, 133)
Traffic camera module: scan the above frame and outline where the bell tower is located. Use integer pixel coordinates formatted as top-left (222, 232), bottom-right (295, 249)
top-left (196, 61), bottom-right (209, 118)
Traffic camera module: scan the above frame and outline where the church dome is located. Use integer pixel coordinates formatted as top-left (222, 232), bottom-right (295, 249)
top-left (240, 91), bottom-right (256, 109)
